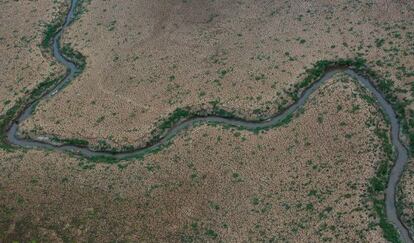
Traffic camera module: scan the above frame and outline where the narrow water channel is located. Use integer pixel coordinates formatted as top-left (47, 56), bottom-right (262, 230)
top-left (4, 0), bottom-right (412, 241)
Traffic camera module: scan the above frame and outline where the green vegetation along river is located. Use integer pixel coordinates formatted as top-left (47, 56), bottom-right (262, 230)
top-left (3, 0), bottom-right (412, 241)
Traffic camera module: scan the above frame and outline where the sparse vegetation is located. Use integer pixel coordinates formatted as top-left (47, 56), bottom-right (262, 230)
top-left (0, 75), bottom-right (63, 150)
top-left (61, 43), bottom-right (86, 72)
top-left (41, 20), bottom-right (63, 50)
top-left (1, 0), bottom-right (414, 242)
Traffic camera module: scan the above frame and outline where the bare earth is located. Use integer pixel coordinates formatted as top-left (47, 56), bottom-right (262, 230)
top-left (0, 0), bottom-right (66, 115)
top-left (1, 0), bottom-right (413, 242)
top-left (19, 0), bottom-right (414, 150)
top-left (1, 74), bottom-right (390, 242)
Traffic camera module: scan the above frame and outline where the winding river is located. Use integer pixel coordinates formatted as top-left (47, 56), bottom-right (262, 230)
top-left (4, 0), bottom-right (412, 241)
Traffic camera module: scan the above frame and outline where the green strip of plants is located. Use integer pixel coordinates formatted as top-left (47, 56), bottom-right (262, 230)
top-left (61, 43), bottom-right (86, 72)
top-left (0, 76), bottom-right (63, 150)
top-left (368, 128), bottom-right (401, 243)
top-left (41, 21), bottom-right (62, 50)
top-left (50, 136), bottom-right (89, 146)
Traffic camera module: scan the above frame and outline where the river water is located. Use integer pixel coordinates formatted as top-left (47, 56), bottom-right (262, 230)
top-left (4, 0), bottom-right (412, 241)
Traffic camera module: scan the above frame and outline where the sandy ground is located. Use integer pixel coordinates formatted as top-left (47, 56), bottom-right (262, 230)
top-left (0, 74), bottom-right (389, 242)
top-left (19, 0), bottom-right (414, 149)
top-left (1, 0), bottom-right (412, 241)
top-left (0, 0), bottom-right (66, 115)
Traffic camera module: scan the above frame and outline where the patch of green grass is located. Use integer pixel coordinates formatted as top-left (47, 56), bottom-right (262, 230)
top-left (367, 128), bottom-right (401, 243)
top-left (88, 155), bottom-right (117, 164)
top-left (360, 65), bottom-right (413, 154)
top-left (0, 102), bottom-right (22, 150)
top-left (205, 229), bottom-right (218, 239)
top-left (0, 76), bottom-right (63, 150)
top-left (41, 20), bottom-right (63, 50)
top-left (294, 58), bottom-right (365, 91)
top-left (74, 0), bottom-right (92, 19)
top-left (212, 106), bottom-right (235, 118)
top-left (61, 43), bottom-right (86, 72)
top-left (158, 107), bottom-right (192, 131)
top-left (51, 137), bottom-right (89, 146)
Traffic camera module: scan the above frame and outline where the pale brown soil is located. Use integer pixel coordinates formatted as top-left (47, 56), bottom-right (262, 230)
top-left (19, 0), bottom-right (414, 150)
top-left (0, 74), bottom-right (389, 242)
top-left (0, 0), bottom-right (66, 115)
top-left (0, 0), bottom-right (412, 241)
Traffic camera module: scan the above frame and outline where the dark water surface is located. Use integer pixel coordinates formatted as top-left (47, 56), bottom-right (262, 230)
top-left (5, 0), bottom-right (412, 241)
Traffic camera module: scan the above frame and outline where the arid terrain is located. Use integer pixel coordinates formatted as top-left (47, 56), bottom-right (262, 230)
top-left (0, 0), bottom-right (66, 115)
top-left (1, 0), bottom-right (413, 242)
top-left (1, 74), bottom-right (393, 241)
top-left (19, 0), bottom-right (414, 151)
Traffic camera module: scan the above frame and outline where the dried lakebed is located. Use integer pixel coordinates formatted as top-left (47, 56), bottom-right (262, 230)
top-left (3, 0), bottom-right (412, 242)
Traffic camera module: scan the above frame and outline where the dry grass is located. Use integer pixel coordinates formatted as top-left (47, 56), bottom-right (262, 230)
top-left (0, 0), bottom-right (66, 115)
top-left (1, 0), bottom-right (412, 241)
top-left (19, 0), bottom-right (414, 149)
top-left (1, 74), bottom-right (390, 242)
